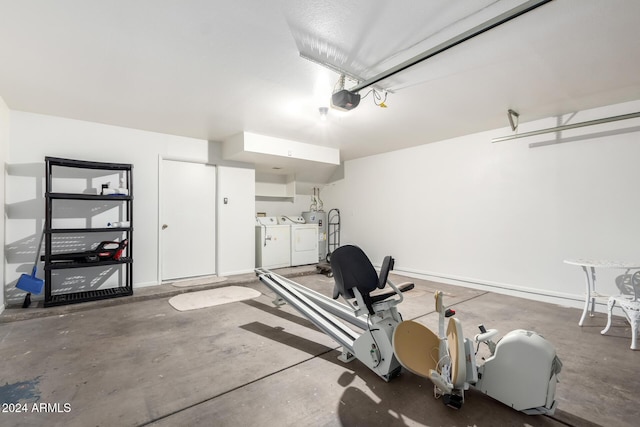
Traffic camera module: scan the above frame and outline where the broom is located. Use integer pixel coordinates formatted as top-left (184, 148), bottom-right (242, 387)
top-left (16, 231), bottom-right (45, 307)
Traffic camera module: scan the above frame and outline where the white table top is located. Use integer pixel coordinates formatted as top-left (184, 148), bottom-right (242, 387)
top-left (564, 259), bottom-right (640, 269)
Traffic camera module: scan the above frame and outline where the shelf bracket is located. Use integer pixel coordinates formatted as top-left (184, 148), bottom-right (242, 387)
top-left (507, 109), bottom-right (520, 132)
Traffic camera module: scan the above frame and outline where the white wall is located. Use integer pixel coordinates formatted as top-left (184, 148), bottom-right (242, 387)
top-left (5, 111), bottom-right (255, 305)
top-left (321, 100), bottom-right (640, 309)
top-left (0, 96), bottom-right (9, 313)
top-left (217, 166), bottom-right (255, 275)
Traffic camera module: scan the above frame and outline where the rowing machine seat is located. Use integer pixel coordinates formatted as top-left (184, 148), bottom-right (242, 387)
top-left (331, 245), bottom-right (377, 300)
top-left (330, 245), bottom-right (414, 314)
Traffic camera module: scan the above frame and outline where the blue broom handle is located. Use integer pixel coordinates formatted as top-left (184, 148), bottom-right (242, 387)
top-left (34, 230), bottom-right (44, 265)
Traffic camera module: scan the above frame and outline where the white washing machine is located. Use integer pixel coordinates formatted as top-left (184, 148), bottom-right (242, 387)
top-left (255, 217), bottom-right (291, 268)
top-left (277, 215), bottom-right (319, 266)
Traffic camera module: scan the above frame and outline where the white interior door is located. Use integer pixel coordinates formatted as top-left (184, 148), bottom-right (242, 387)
top-left (161, 160), bottom-right (216, 281)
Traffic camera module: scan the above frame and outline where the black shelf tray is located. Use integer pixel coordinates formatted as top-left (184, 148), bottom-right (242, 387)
top-left (46, 227), bottom-right (131, 233)
top-left (44, 258), bottom-right (132, 271)
top-left (44, 286), bottom-right (133, 307)
top-left (46, 192), bottom-right (132, 201)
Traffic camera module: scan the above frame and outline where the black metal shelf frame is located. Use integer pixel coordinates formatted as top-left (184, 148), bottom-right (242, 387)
top-left (43, 156), bottom-right (133, 307)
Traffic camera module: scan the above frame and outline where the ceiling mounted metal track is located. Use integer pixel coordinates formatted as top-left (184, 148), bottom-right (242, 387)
top-left (351, 0), bottom-right (553, 93)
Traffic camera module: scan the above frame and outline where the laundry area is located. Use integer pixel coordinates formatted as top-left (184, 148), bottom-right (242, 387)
top-left (256, 198), bottom-right (338, 270)
top-left (255, 210), bottom-right (330, 269)
top-left (1, 1), bottom-right (640, 427)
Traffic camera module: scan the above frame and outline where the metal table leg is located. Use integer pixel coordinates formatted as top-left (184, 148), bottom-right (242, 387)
top-left (578, 266), bottom-right (595, 326)
top-left (600, 297), bottom-right (616, 335)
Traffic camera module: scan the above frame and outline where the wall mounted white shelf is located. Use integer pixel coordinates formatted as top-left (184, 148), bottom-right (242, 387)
top-left (255, 172), bottom-right (295, 200)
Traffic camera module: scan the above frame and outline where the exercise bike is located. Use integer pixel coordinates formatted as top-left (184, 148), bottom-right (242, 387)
top-left (393, 291), bottom-right (563, 414)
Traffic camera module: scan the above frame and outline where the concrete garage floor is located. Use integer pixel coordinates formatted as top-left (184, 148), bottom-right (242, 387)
top-left (0, 269), bottom-right (638, 427)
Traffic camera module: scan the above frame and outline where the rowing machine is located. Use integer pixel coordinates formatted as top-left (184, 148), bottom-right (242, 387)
top-left (256, 244), bottom-right (414, 381)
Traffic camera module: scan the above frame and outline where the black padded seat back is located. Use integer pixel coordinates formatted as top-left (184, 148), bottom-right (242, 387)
top-left (330, 245), bottom-right (379, 300)
top-left (378, 256), bottom-right (394, 289)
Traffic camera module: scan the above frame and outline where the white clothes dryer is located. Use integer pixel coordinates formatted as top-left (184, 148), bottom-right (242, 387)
top-left (277, 216), bottom-right (318, 266)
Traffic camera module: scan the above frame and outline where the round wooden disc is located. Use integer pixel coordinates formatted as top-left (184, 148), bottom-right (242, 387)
top-left (392, 320), bottom-right (440, 378)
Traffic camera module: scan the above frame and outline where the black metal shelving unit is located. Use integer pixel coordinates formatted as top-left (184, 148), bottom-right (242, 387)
top-left (43, 156), bottom-right (133, 307)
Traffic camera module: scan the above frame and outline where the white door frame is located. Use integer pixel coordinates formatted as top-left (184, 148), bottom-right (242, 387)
top-left (157, 155), bottom-right (219, 283)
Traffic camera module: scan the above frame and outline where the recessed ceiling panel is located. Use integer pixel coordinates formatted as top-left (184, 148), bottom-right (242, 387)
top-left (284, 0), bottom-right (532, 90)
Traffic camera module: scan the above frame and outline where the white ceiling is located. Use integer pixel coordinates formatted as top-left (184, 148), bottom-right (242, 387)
top-left (1, 1), bottom-right (639, 182)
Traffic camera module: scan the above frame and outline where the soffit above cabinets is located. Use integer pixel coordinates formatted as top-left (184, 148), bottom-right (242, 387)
top-left (223, 132), bottom-right (340, 183)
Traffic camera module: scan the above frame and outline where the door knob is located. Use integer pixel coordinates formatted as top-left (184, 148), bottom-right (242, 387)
top-left (162, 224), bottom-right (168, 230)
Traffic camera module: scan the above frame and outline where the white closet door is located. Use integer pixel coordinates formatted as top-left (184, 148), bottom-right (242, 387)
top-left (161, 160), bottom-right (216, 281)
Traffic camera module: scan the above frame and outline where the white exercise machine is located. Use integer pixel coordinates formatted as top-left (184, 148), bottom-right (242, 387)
top-left (393, 291), bottom-right (562, 414)
top-left (256, 244), bottom-right (415, 381)
top-left (256, 244), bottom-right (562, 415)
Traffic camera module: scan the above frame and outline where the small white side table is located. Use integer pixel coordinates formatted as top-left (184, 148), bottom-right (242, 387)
top-left (564, 259), bottom-right (640, 326)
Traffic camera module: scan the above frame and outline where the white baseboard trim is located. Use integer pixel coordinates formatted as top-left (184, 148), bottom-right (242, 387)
top-left (133, 281), bottom-right (161, 289)
top-left (392, 266), bottom-right (597, 312)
